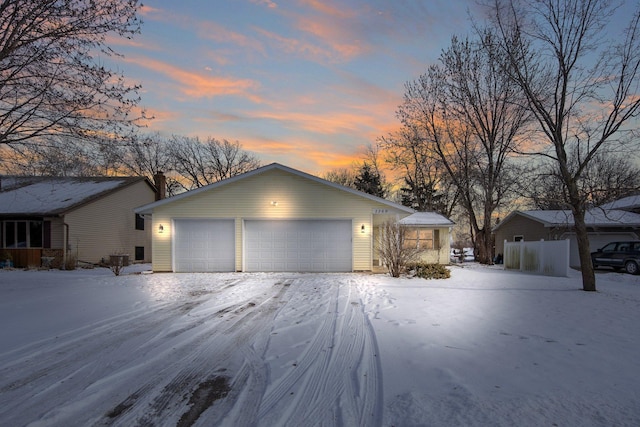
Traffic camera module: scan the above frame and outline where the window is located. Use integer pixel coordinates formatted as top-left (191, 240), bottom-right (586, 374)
top-left (135, 214), bottom-right (145, 231)
top-left (404, 228), bottom-right (439, 250)
top-left (135, 246), bottom-right (145, 261)
top-left (29, 221), bottom-right (43, 247)
top-left (3, 220), bottom-right (43, 248)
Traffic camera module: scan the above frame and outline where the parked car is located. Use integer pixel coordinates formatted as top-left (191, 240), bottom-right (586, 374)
top-left (450, 248), bottom-right (475, 263)
top-left (591, 241), bottom-right (640, 275)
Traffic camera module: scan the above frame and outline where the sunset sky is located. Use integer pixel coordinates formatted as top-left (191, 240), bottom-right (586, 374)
top-left (113, 1), bottom-right (480, 175)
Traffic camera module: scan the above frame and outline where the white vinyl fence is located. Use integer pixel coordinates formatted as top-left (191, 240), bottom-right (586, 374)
top-left (503, 239), bottom-right (570, 277)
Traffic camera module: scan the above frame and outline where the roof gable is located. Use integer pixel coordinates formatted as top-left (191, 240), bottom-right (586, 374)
top-left (135, 163), bottom-right (415, 215)
top-left (0, 176), bottom-right (152, 216)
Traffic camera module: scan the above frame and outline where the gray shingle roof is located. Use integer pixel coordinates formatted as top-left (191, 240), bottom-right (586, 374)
top-left (0, 176), bottom-right (148, 216)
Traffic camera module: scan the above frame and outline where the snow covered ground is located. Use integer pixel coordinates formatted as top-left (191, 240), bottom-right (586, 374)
top-left (0, 264), bottom-right (639, 426)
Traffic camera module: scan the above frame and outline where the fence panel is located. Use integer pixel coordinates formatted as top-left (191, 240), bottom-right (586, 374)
top-left (503, 239), bottom-right (569, 277)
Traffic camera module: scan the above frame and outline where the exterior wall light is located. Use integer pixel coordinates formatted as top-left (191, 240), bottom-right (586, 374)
top-left (271, 201), bottom-right (278, 206)
top-left (158, 224), bottom-right (164, 233)
top-left (361, 224), bottom-right (365, 233)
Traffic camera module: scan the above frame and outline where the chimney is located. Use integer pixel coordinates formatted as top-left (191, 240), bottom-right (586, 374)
top-left (154, 172), bottom-right (166, 201)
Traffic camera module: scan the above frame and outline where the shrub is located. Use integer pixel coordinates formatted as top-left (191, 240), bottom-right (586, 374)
top-left (377, 219), bottom-right (423, 278)
top-left (63, 253), bottom-right (78, 270)
top-left (407, 262), bottom-right (451, 280)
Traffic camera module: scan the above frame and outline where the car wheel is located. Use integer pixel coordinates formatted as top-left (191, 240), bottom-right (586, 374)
top-left (625, 261), bottom-right (639, 275)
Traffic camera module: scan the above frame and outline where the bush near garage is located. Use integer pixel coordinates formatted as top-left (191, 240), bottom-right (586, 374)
top-left (407, 262), bottom-right (451, 280)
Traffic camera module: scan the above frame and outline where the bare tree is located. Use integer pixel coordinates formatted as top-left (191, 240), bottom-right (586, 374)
top-left (527, 152), bottom-right (640, 210)
top-left (323, 168), bottom-right (357, 188)
top-left (121, 134), bottom-right (173, 179)
top-left (0, 0), bottom-right (144, 149)
top-left (118, 133), bottom-right (185, 196)
top-left (485, 0), bottom-right (640, 291)
top-left (169, 136), bottom-right (261, 191)
top-left (0, 136), bottom-right (122, 176)
top-left (379, 128), bottom-right (459, 217)
top-left (376, 219), bottom-right (424, 278)
top-left (398, 30), bottom-right (530, 264)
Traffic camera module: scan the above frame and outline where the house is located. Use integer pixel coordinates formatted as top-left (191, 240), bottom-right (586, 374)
top-left (0, 175), bottom-right (158, 268)
top-left (134, 163), bottom-right (454, 273)
top-left (493, 207), bottom-right (640, 268)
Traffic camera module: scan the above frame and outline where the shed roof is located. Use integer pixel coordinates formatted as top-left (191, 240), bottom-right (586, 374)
top-left (0, 176), bottom-right (152, 217)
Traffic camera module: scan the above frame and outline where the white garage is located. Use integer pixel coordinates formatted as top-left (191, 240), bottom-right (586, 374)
top-left (173, 219), bottom-right (235, 272)
top-left (135, 163), bottom-right (432, 273)
top-left (244, 220), bottom-right (352, 272)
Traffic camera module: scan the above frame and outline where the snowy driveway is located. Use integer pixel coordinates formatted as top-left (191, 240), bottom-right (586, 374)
top-left (1, 266), bottom-right (640, 426)
top-left (0, 271), bottom-right (381, 426)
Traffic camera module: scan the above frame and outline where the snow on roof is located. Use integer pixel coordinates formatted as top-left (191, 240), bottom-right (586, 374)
top-left (600, 194), bottom-right (640, 210)
top-left (0, 176), bottom-right (142, 216)
top-left (398, 212), bottom-right (454, 226)
top-left (519, 208), bottom-right (640, 227)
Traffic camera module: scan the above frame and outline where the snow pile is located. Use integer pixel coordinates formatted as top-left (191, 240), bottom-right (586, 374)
top-left (0, 265), bottom-right (638, 426)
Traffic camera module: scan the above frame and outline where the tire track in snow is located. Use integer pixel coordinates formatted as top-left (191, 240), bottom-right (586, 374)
top-left (101, 278), bottom-right (293, 426)
top-left (1, 274), bottom-right (382, 426)
top-left (256, 276), bottom-right (382, 427)
top-left (0, 296), bottom-right (216, 426)
top-left (0, 277), bottom-right (284, 427)
top-left (256, 279), bottom-right (341, 420)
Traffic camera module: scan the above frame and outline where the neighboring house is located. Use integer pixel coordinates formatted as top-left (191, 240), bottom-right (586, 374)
top-left (0, 176), bottom-right (158, 268)
top-left (493, 207), bottom-right (640, 268)
top-left (134, 163), bottom-right (454, 273)
top-left (398, 212), bottom-right (455, 265)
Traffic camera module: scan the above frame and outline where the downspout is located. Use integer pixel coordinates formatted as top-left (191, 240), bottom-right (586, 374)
top-left (63, 222), bottom-right (69, 269)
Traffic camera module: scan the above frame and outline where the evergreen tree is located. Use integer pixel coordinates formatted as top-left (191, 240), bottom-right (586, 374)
top-left (354, 163), bottom-right (385, 198)
top-left (400, 178), bottom-right (446, 213)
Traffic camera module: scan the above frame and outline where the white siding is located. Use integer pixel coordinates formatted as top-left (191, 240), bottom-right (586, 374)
top-left (151, 168), bottom-right (408, 272)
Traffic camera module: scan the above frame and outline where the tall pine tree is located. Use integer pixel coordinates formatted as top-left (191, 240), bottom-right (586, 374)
top-left (400, 178), bottom-right (446, 213)
top-left (354, 163), bottom-right (385, 198)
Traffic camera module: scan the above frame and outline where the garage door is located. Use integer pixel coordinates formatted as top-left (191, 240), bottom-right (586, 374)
top-left (174, 219), bottom-right (235, 272)
top-left (244, 220), bottom-right (352, 272)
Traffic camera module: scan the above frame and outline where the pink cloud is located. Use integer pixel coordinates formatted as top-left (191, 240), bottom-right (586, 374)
top-left (195, 21), bottom-right (266, 56)
top-left (253, 28), bottom-right (336, 62)
top-left (251, 0), bottom-right (278, 8)
top-left (121, 56), bottom-right (262, 102)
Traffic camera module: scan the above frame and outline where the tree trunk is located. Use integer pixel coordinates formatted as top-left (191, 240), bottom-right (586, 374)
top-left (572, 208), bottom-right (597, 291)
top-left (475, 228), bottom-right (494, 264)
